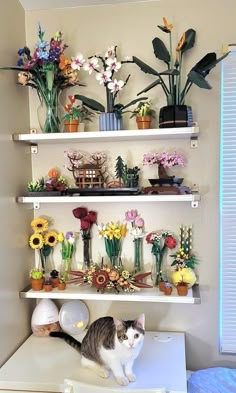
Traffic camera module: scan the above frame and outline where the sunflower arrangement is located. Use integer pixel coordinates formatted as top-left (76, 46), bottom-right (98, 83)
top-left (97, 221), bottom-right (127, 267)
top-left (29, 217), bottom-right (58, 272)
top-left (67, 264), bottom-right (153, 293)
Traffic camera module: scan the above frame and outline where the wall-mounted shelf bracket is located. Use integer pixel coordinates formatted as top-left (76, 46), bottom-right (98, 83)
top-left (190, 136), bottom-right (198, 148)
top-left (33, 202), bottom-right (40, 210)
top-left (191, 200), bottom-right (199, 208)
top-left (31, 144), bottom-right (38, 154)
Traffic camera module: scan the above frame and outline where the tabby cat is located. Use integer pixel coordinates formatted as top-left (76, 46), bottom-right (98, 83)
top-left (50, 313), bottom-right (145, 386)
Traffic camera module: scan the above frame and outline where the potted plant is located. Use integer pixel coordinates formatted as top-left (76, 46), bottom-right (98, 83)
top-left (143, 151), bottom-right (185, 181)
top-left (30, 269), bottom-right (44, 291)
top-left (75, 45), bottom-right (147, 131)
top-left (164, 282), bottom-right (172, 296)
top-left (131, 100), bottom-right (155, 129)
top-left (62, 95), bottom-right (94, 132)
top-left (57, 276), bottom-right (66, 290)
top-left (50, 269), bottom-right (59, 288)
top-left (43, 277), bottom-right (53, 292)
top-left (132, 17), bottom-right (229, 128)
top-left (176, 278), bottom-right (189, 296)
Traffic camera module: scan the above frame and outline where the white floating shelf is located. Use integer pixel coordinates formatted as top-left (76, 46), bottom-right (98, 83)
top-left (12, 126), bottom-right (199, 144)
top-left (16, 193), bottom-right (201, 205)
top-left (20, 284), bottom-right (200, 304)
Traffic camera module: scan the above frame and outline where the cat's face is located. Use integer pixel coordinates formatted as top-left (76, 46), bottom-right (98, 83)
top-left (114, 314), bottom-right (145, 349)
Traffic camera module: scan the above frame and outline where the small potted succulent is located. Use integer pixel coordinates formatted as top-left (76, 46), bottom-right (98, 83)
top-left (164, 282), bottom-right (172, 296)
top-left (57, 276), bottom-right (66, 290)
top-left (158, 270), bottom-right (166, 292)
top-left (50, 269), bottom-right (59, 288)
top-left (131, 100), bottom-right (155, 129)
top-left (176, 277), bottom-right (189, 296)
top-left (30, 269), bottom-right (44, 291)
top-left (62, 95), bottom-right (94, 132)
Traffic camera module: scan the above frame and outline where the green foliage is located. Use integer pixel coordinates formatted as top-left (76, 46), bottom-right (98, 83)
top-left (130, 101), bottom-right (156, 118)
top-left (30, 269), bottom-right (44, 279)
top-left (27, 178), bottom-right (44, 192)
top-left (133, 18), bottom-right (230, 105)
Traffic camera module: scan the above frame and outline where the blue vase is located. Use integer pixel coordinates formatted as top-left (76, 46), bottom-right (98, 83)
top-left (99, 113), bottom-right (122, 131)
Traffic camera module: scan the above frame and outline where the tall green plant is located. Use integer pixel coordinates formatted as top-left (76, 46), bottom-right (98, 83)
top-left (133, 17), bottom-right (229, 105)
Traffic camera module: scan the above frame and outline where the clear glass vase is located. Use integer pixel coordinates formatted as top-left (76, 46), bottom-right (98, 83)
top-left (61, 258), bottom-right (72, 280)
top-left (37, 90), bottom-right (62, 133)
top-left (134, 238), bottom-right (142, 272)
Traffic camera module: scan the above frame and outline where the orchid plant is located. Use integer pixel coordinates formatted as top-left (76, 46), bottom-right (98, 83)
top-left (132, 17), bottom-right (229, 105)
top-left (75, 45), bottom-right (147, 118)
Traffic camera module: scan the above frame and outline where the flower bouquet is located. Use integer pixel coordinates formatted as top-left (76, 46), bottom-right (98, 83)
top-left (146, 231), bottom-right (177, 284)
top-left (72, 207), bottom-right (97, 269)
top-left (29, 216), bottom-right (58, 273)
top-left (1, 23), bottom-right (84, 133)
top-left (66, 263), bottom-right (153, 293)
top-left (98, 221), bottom-right (127, 267)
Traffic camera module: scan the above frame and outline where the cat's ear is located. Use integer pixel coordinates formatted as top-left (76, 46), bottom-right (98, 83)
top-left (113, 317), bottom-right (124, 330)
top-left (135, 313), bottom-right (145, 330)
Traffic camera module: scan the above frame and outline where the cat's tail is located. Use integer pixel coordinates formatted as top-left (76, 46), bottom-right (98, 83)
top-left (50, 331), bottom-right (81, 352)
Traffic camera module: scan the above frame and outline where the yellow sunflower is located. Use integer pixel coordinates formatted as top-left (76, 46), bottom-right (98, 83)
top-left (31, 217), bottom-right (49, 233)
top-left (29, 233), bottom-right (44, 249)
top-left (44, 231), bottom-right (58, 247)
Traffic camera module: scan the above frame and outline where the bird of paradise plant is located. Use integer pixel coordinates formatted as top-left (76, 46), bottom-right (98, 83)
top-left (98, 221), bottom-right (127, 267)
top-left (132, 17), bottom-right (229, 105)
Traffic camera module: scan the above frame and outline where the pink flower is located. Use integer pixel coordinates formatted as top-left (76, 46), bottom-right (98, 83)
top-left (73, 207), bottom-right (88, 219)
top-left (135, 217), bottom-right (144, 228)
top-left (125, 209), bottom-right (138, 222)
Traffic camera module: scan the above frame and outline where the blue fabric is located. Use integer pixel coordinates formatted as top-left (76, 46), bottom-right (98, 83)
top-left (188, 367), bottom-right (236, 393)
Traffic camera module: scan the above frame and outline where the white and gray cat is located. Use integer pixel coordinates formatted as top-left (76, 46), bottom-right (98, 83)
top-left (50, 313), bottom-right (145, 386)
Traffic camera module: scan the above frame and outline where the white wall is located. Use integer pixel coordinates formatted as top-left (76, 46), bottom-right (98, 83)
top-left (0, 0), bottom-right (33, 367)
top-left (20, 0), bottom-right (236, 370)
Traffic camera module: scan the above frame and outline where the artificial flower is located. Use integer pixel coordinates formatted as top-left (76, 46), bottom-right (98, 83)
top-left (44, 230), bottom-right (58, 247)
top-left (83, 57), bottom-right (99, 74)
top-left (143, 151), bottom-right (185, 168)
top-left (105, 57), bottom-right (121, 72)
top-left (107, 79), bottom-right (124, 92)
top-left (71, 53), bottom-right (85, 70)
top-left (30, 217), bottom-right (48, 233)
top-left (29, 233), bottom-right (44, 249)
top-left (96, 70), bottom-right (112, 84)
top-left (98, 221), bottom-right (127, 266)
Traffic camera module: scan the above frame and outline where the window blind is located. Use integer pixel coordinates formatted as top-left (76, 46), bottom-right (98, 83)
top-left (220, 46), bottom-right (236, 353)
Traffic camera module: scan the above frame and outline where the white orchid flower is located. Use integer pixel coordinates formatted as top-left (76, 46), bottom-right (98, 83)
top-left (96, 70), bottom-right (112, 84)
top-left (105, 46), bottom-right (116, 58)
top-left (107, 79), bottom-right (124, 93)
top-left (106, 57), bottom-right (121, 72)
top-left (83, 57), bottom-right (100, 74)
top-left (71, 53), bottom-right (85, 70)
top-left (130, 227), bottom-right (145, 239)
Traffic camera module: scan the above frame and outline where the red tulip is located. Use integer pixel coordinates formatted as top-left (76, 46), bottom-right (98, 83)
top-left (165, 235), bottom-right (177, 249)
top-left (88, 210), bottom-right (97, 223)
top-left (146, 232), bottom-right (153, 243)
top-left (80, 217), bottom-right (91, 230)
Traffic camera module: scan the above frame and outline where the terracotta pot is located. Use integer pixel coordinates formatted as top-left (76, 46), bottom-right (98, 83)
top-left (177, 284), bottom-right (188, 296)
top-left (57, 282), bottom-right (66, 290)
top-left (136, 115), bottom-right (152, 129)
top-left (43, 283), bottom-right (53, 292)
top-left (63, 119), bottom-right (79, 132)
top-left (171, 267), bottom-right (196, 288)
top-left (164, 286), bottom-right (172, 296)
top-left (31, 278), bottom-right (44, 291)
top-left (51, 277), bottom-right (59, 288)
top-left (158, 281), bottom-right (166, 292)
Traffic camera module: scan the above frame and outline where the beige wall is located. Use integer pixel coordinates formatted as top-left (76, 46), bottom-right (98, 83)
top-left (0, 0), bottom-right (33, 367)
top-left (21, 0), bottom-right (236, 370)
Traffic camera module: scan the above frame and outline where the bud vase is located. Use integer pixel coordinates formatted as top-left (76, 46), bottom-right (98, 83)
top-left (134, 238), bottom-right (142, 272)
top-left (37, 90), bottom-right (62, 133)
top-left (61, 258), bottom-right (72, 280)
top-left (82, 235), bottom-right (90, 270)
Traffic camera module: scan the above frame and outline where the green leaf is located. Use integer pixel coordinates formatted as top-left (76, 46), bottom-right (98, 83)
top-left (152, 37), bottom-right (170, 64)
top-left (42, 244), bottom-right (51, 257)
top-left (120, 96), bottom-right (148, 111)
top-left (180, 29), bottom-right (196, 53)
top-left (159, 69), bottom-right (180, 76)
top-left (157, 25), bottom-right (171, 33)
top-left (202, 51), bottom-right (230, 73)
top-left (137, 79), bottom-right (162, 96)
top-left (74, 94), bottom-right (105, 112)
top-left (132, 56), bottom-right (159, 76)
top-left (188, 70), bottom-right (212, 89)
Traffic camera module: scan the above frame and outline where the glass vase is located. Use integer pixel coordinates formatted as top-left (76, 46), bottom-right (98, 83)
top-left (37, 90), bottom-right (62, 133)
top-left (134, 238), bottom-right (142, 272)
top-left (110, 255), bottom-right (122, 269)
top-left (82, 233), bottom-right (91, 270)
top-left (61, 258), bottom-right (72, 280)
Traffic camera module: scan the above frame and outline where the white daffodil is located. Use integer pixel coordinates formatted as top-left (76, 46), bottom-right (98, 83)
top-left (83, 57), bottom-right (100, 74)
top-left (97, 224), bottom-right (106, 238)
top-left (105, 46), bottom-right (116, 58)
top-left (96, 70), bottom-right (112, 84)
top-left (106, 57), bottom-right (121, 72)
top-left (71, 53), bottom-right (85, 70)
top-left (107, 79), bottom-right (124, 93)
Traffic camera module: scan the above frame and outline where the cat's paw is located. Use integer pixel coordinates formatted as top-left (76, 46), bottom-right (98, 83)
top-left (126, 373), bottom-right (136, 382)
top-left (115, 376), bottom-right (129, 386)
top-left (97, 368), bottom-right (110, 379)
